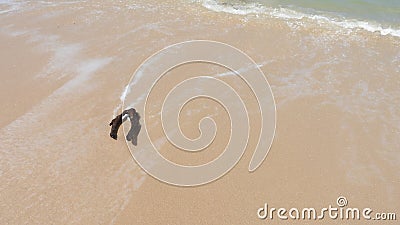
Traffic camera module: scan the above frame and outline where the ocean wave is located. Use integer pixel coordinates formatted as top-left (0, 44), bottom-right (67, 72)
top-left (199, 0), bottom-right (400, 38)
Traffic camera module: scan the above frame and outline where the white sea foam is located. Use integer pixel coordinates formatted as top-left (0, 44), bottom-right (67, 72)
top-left (200, 0), bottom-right (265, 15)
top-left (213, 60), bottom-right (272, 77)
top-left (0, 0), bottom-right (24, 15)
top-left (59, 57), bottom-right (113, 93)
top-left (200, 0), bottom-right (400, 38)
top-left (112, 85), bottom-right (130, 118)
top-left (120, 84), bottom-right (130, 102)
top-left (113, 59), bottom-right (150, 117)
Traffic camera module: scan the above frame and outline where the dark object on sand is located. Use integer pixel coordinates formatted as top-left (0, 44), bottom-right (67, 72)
top-left (109, 108), bottom-right (141, 145)
top-left (124, 108), bottom-right (141, 146)
top-left (109, 114), bottom-right (123, 140)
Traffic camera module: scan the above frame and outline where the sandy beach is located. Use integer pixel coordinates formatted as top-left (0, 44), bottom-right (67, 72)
top-left (1, 0), bottom-right (399, 224)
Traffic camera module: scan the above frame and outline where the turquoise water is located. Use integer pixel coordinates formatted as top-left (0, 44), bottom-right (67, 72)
top-left (248, 0), bottom-right (400, 26)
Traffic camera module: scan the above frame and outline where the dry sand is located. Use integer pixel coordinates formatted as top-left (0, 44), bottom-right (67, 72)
top-left (1, 0), bottom-right (399, 224)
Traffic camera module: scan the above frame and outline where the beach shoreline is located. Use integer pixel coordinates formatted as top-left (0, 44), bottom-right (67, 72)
top-left (1, 0), bottom-right (399, 224)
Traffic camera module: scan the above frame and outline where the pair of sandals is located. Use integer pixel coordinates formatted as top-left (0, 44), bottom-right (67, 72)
top-left (109, 108), bottom-right (141, 146)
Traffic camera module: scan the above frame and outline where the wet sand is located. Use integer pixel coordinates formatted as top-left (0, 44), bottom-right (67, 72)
top-left (0, 0), bottom-right (399, 224)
